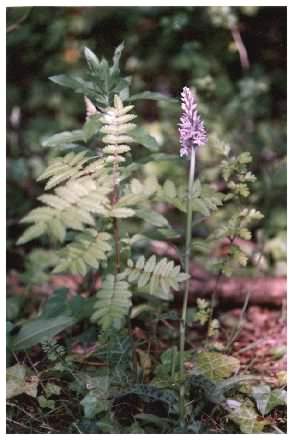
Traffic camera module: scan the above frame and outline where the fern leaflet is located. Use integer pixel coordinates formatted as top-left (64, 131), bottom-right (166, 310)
top-left (53, 229), bottom-right (112, 276)
top-left (91, 274), bottom-right (132, 330)
top-left (18, 172), bottom-right (113, 244)
top-left (124, 255), bottom-right (189, 300)
top-left (101, 94), bottom-right (136, 162)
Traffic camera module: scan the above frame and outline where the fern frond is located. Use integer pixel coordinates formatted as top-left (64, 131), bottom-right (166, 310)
top-left (37, 151), bottom-right (90, 190)
top-left (124, 255), bottom-right (189, 300)
top-left (53, 229), bottom-right (112, 276)
top-left (37, 151), bottom-right (107, 191)
top-left (101, 95), bottom-right (136, 162)
top-left (91, 274), bottom-right (132, 330)
top-left (18, 173), bottom-right (113, 244)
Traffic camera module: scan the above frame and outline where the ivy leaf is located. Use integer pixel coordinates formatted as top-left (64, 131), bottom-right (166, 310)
top-left (251, 385), bottom-right (287, 416)
top-left (228, 399), bottom-right (269, 433)
top-left (194, 351), bottom-right (240, 382)
top-left (7, 364), bottom-right (39, 399)
top-left (81, 376), bottom-right (110, 418)
top-left (81, 392), bottom-right (109, 418)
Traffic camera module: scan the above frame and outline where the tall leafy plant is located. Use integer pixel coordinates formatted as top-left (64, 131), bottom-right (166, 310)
top-left (17, 43), bottom-right (189, 333)
top-left (16, 43), bottom-right (264, 429)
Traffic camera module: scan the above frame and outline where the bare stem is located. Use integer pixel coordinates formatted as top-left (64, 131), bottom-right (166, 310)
top-left (112, 156), bottom-right (121, 274)
top-left (113, 216), bottom-right (121, 273)
top-left (179, 146), bottom-right (196, 427)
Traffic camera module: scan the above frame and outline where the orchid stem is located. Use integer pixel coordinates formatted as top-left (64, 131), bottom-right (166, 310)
top-left (179, 145), bottom-right (196, 427)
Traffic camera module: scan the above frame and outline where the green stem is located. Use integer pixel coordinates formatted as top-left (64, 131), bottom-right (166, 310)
top-left (179, 146), bottom-right (197, 427)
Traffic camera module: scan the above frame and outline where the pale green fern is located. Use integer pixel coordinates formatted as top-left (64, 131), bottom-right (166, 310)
top-left (37, 150), bottom-right (108, 190)
top-left (101, 94), bottom-right (136, 163)
top-left (17, 176), bottom-right (112, 244)
top-left (52, 230), bottom-right (112, 276)
top-left (91, 274), bottom-right (132, 330)
top-left (124, 255), bottom-right (189, 300)
top-left (17, 159), bottom-right (112, 245)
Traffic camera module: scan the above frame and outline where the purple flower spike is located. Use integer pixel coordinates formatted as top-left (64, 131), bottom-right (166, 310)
top-left (179, 87), bottom-right (207, 158)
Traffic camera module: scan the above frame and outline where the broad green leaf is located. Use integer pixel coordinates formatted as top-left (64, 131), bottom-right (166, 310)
top-left (49, 74), bottom-right (82, 89)
top-left (42, 288), bottom-right (69, 319)
top-left (42, 130), bottom-right (84, 148)
top-left (136, 208), bottom-right (169, 227)
top-left (194, 351), bottom-right (240, 381)
top-left (50, 74), bottom-right (107, 104)
top-left (84, 47), bottom-right (100, 73)
top-left (49, 74), bottom-right (94, 94)
top-left (111, 41), bottom-right (124, 74)
top-left (11, 315), bottom-right (76, 352)
top-left (128, 91), bottom-right (177, 103)
top-left (6, 364), bottom-right (39, 399)
top-left (82, 115), bottom-right (102, 141)
top-left (131, 127), bottom-right (160, 152)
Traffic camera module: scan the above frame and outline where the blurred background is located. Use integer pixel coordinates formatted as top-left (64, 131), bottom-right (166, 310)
top-left (7, 6), bottom-right (286, 281)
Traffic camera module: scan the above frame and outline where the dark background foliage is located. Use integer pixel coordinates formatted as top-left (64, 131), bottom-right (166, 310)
top-left (7, 6), bottom-right (286, 275)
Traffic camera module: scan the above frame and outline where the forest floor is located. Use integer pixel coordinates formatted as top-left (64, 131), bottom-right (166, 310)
top-left (6, 269), bottom-right (287, 434)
